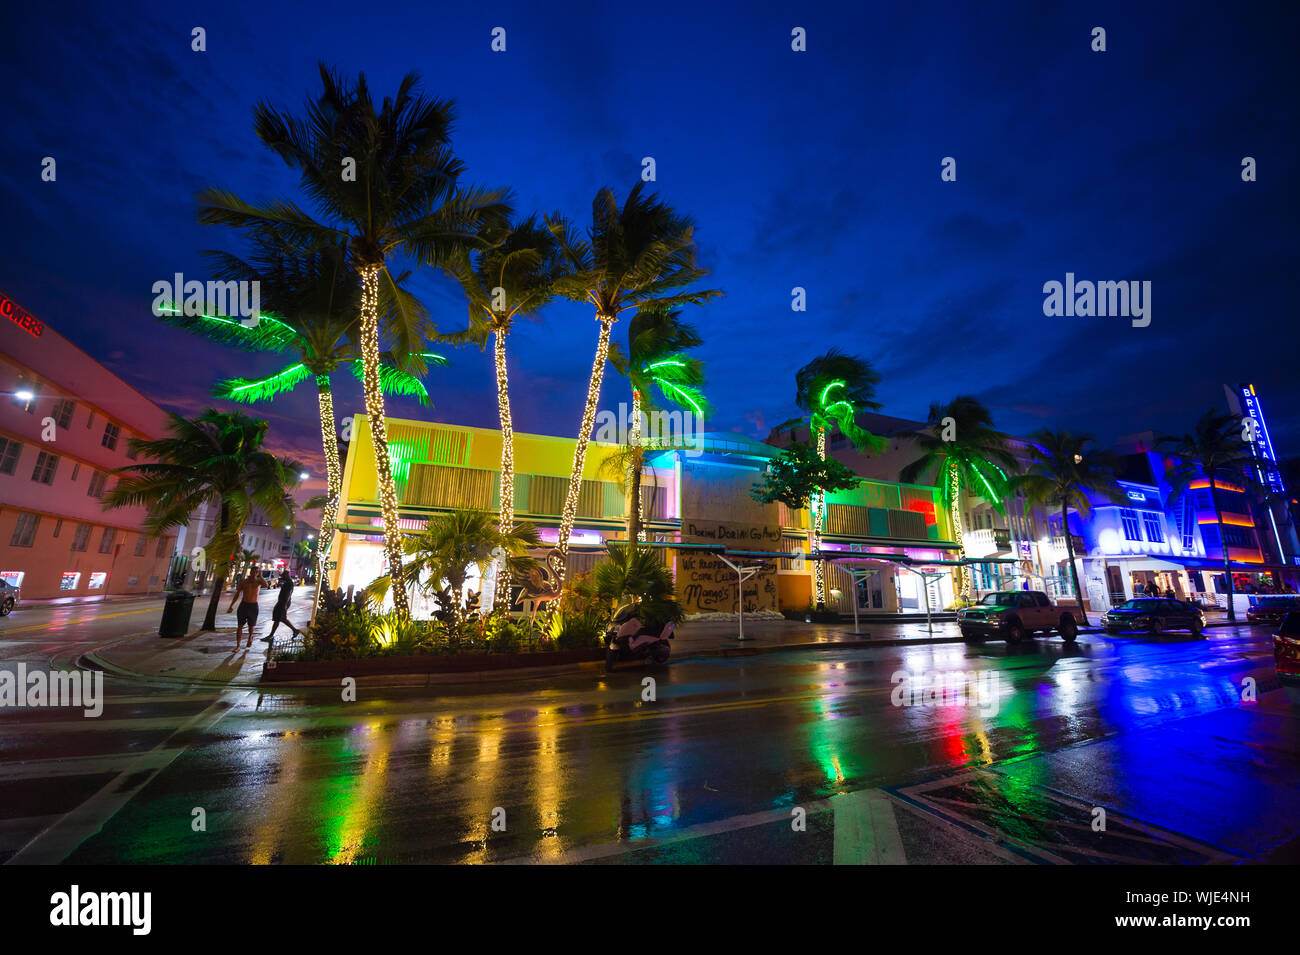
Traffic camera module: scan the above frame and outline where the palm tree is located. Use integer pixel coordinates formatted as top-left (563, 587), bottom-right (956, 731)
top-left (609, 307), bottom-right (709, 542)
top-left (1159, 409), bottom-right (1260, 622)
top-left (592, 541), bottom-right (685, 627)
top-left (446, 215), bottom-right (567, 543)
top-left (366, 508), bottom-right (539, 610)
top-left (196, 64), bottom-right (511, 618)
top-left (1010, 430), bottom-right (1125, 627)
top-left (786, 350), bottom-right (886, 607)
top-left (103, 410), bottom-right (302, 630)
top-left (158, 236), bottom-right (444, 607)
top-left (547, 183), bottom-right (721, 595)
top-left (898, 396), bottom-right (1018, 601)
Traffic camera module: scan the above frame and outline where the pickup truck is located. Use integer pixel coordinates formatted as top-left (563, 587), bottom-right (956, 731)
top-left (957, 590), bottom-right (1079, 644)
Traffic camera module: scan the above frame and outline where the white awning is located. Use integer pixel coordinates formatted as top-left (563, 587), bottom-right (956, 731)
top-left (1111, 558), bottom-right (1185, 572)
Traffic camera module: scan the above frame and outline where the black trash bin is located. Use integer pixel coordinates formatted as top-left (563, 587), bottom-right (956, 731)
top-left (159, 590), bottom-right (196, 638)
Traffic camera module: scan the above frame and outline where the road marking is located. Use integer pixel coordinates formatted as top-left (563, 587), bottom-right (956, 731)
top-left (3, 606), bottom-right (157, 634)
top-left (832, 788), bottom-right (906, 865)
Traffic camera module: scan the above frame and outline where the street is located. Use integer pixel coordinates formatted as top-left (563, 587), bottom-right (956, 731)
top-left (1, 594), bottom-right (1296, 865)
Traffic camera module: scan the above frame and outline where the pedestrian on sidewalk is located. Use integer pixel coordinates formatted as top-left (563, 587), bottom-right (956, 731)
top-left (267, 569), bottom-right (302, 641)
top-left (226, 562), bottom-right (263, 651)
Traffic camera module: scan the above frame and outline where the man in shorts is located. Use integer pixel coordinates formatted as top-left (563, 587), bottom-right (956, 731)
top-left (226, 562), bottom-right (264, 651)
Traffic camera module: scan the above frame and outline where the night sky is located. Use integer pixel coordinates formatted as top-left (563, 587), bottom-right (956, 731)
top-left (3, 0), bottom-right (1297, 510)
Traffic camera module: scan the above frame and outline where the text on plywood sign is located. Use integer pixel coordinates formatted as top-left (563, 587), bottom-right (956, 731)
top-left (678, 520), bottom-right (782, 614)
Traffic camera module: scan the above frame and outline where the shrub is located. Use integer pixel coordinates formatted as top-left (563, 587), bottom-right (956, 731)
top-left (547, 610), bottom-right (607, 650)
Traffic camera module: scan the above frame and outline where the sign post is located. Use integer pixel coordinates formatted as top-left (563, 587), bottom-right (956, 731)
top-left (716, 554), bottom-right (760, 641)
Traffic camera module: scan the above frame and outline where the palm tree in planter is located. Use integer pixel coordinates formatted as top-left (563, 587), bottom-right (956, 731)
top-left (609, 307), bottom-right (710, 542)
top-left (365, 508), bottom-right (540, 616)
top-left (783, 350), bottom-right (886, 607)
top-left (159, 236), bottom-right (444, 601)
top-left (197, 64), bottom-right (511, 618)
top-left (898, 396), bottom-right (1018, 603)
top-left (445, 215), bottom-right (568, 541)
top-left (1159, 409), bottom-right (1261, 622)
top-left (546, 183), bottom-right (722, 598)
top-left (104, 410), bottom-right (302, 631)
top-left (592, 541), bottom-right (685, 629)
top-left (1010, 430), bottom-right (1126, 627)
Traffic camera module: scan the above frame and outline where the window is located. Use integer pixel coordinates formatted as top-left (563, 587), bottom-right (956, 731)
top-left (60, 572), bottom-right (80, 591)
top-left (31, 451), bottom-right (59, 484)
top-left (53, 518), bottom-right (62, 538)
top-left (52, 398), bottom-right (75, 429)
top-left (1120, 508), bottom-right (1143, 542)
top-left (98, 527), bottom-right (116, 554)
top-left (1141, 512), bottom-right (1165, 544)
top-left (71, 522), bottom-right (92, 552)
top-left (102, 422), bottom-right (121, 450)
top-left (88, 572), bottom-right (107, 590)
top-left (87, 470), bottom-right (107, 498)
top-left (70, 462), bottom-right (79, 481)
top-left (10, 513), bottom-right (39, 547)
top-left (155, 535), bottom-right (170, 557)
top-left (134, 534), bottom-right (148, 557)
top-left (125, 437), bottom-right (138, 461)
top-left (0, 437), bottom-right (21, 475)
top-left (86, 410), bottom-right (94, 429)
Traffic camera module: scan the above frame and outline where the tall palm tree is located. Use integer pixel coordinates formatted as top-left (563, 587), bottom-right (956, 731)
top-left (1010, 430), bottom-right (1125, 626)
top-left (547, 183), bottom-right (721, 596)
top-left (196, 64), bottom-right (511, 618)
top-left (609, 307), bottom-right (709, 542)
top-left (898, 396), bottom-right (1018, 601)
top-left (103, 410), bottom-right (302, 631)
top-left (446, 215), bottom-right (567, 543)
top-left (158, 237), bottom-right (444, 607)
top-left (1159, 409), bottom-right (1260, 622)
top-left (787, 350), bottom-right (886, 607)
top-left (366, 508), bottom-right (539, 610)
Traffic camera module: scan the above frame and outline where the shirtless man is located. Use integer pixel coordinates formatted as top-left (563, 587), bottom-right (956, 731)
top-left (226, 563), bottom-right (264, 650)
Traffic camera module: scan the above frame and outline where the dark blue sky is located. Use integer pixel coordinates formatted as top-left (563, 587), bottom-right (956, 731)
top-left (2, 0), bottom-right (1297, 495)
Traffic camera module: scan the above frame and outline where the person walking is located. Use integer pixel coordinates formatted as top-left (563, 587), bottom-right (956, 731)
top-left (267, 569), bottom-right (303, 641)
top-left (226, 562), bottom-right (263, 651)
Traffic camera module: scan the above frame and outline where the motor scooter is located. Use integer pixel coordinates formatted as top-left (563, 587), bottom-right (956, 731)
top-left (605, 603), bottom-right (673, 671)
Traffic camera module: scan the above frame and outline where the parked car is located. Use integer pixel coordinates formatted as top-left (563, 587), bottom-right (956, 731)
top-left (0, 579), bottom-right (20, 616)
top-left (1274, 612), bottom-right (1300, 705)
top-left (957, 590), bottom-right (1079, 644)
top-left (1102, 597), bottom-right (1205, 637)
top-left (1247, 594), bottom-right (1300, 627)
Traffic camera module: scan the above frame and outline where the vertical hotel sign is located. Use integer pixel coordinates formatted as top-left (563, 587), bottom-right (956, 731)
top-left (1240, 383), bottom-right (1284, 493)
top-left (0, 291), bottom-right (43, 338)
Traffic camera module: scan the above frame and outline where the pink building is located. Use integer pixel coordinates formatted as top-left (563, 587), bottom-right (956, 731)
top-left (0, 289), bottom-right (177, 600)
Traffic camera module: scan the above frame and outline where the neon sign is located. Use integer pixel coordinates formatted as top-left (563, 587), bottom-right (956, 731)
top-left (1240, 384), bottom-right (1283, 493)
top-left (0, 292), bottom-right (43, 338)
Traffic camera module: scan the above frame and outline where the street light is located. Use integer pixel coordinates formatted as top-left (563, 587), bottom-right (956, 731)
top-left (299, 471), bottom-right (309, 480)
top-left (14, 390), bottom-right (33, 402)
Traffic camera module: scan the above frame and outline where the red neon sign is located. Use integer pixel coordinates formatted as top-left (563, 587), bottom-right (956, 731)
top-left (0, 292), bottom-right (43, 338)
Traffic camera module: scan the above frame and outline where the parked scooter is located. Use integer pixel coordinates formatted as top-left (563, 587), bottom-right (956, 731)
top-left (605, 603), bottom-right (674, 671)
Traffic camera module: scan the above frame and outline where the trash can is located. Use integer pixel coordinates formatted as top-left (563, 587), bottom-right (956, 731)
top-left (159, 590), bottom-right (196, 638)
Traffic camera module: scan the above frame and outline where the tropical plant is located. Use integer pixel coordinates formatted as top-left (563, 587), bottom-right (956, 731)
top-left (751, 441), bottom-right (863, 510)
top-left (609, 307), bottom-right (710, 541)
top-left (197, 64), bottom-right (511, 618)
top-left (592, 541), bottom-right (685, 630)
top-left (1010, 430), bottom-right (1126, 626)
top-left (779, 350), bottom-right (885, 606)
top-left (1159, 409), bottom-right (1262, 622)
top-left (898, 396), bottom-right (1019, 600)
top-left (446, 214), bottom-right (567, 551)
top-left (545, 609), bottom-right (608, 650)
top-left (103, 410), bottom-right (301, 630)
top-left (546, 183), bottom-right (722, 596)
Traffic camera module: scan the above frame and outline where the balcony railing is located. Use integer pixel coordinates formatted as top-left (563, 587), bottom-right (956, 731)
top-left (965, 528), bottom-right (1011, 558)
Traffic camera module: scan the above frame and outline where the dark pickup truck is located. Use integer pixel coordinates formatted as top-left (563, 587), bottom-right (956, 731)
top-left (957, 590), bottom-right (1079, 644)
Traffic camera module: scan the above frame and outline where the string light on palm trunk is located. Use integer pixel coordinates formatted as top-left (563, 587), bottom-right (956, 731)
top-left (949, 464), bottom-right (969, 600)
top-left (814, 425), bottom-right (826, 606)
top-left (359, 265), bottom-right (408, 618)
top-left (492, 328), bottom-right (516, 612)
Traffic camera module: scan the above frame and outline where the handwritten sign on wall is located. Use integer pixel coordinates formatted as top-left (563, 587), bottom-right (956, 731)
top-left (678, 521), bottom-right (782, 614)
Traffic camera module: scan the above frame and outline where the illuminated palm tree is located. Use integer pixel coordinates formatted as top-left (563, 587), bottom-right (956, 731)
top-left (1010, 430), bottom-right (1125, 626)
top-left (104, 410), bottom-right (301, 631)
top-left (197, 64), bottom-right (510, 618)
top-left (899, 396), bottom-right (1018, 601)
top-left (787, 350), bottom-right (886, 607)
top-left (1159, 409), bottom-right (1261, 622)
top-left (547, 184), bottom-right (721, 596)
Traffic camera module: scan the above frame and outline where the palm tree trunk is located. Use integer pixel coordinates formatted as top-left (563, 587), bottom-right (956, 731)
top-left (1062, 500), bottom-right (1089, 626)
top-left (359, 265), bottom-right (408, 618)
top-left (626, 389), bottom-right (643, 542)
top-left (813, 424), bottom-right (826, 608)
top-left (551, 316), bottom-right (615, 598)
top-left (1210, 477), bottom-right (1236, 621)
top-left (200, 502), bottom-right (231, 631)
top-left (492, 327), bottom-right (515, 613)
top-left (948, 464), bottom-right (969, 601)
top-left (310, 376), bottom-right (342, 628)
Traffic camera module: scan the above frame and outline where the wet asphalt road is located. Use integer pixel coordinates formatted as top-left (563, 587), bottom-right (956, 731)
top-left (0, 597), bottom-right (1295, 865)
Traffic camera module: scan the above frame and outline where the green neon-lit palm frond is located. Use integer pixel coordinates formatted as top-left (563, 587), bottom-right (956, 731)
top-left (348, 360), bottom-right (433, 406)
top-left (154, 301), bottom-right (299, 353)
top-left (211, 362), bottom-right (314, 404)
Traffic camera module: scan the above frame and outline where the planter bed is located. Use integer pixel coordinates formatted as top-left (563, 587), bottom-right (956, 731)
top-left (263, 647), bottom-right (604, 682)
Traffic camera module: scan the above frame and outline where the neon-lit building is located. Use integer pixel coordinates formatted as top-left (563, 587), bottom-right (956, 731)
top-left (0, 290), bottom-right (178, 599)
top-left (325, 415), bottom-right (963, 616)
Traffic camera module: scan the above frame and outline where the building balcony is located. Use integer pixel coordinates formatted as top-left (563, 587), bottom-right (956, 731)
top-left (1050, 534), bottom-right (1086, 560)
top-left (965, 527), bottom-right (1011, 558)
